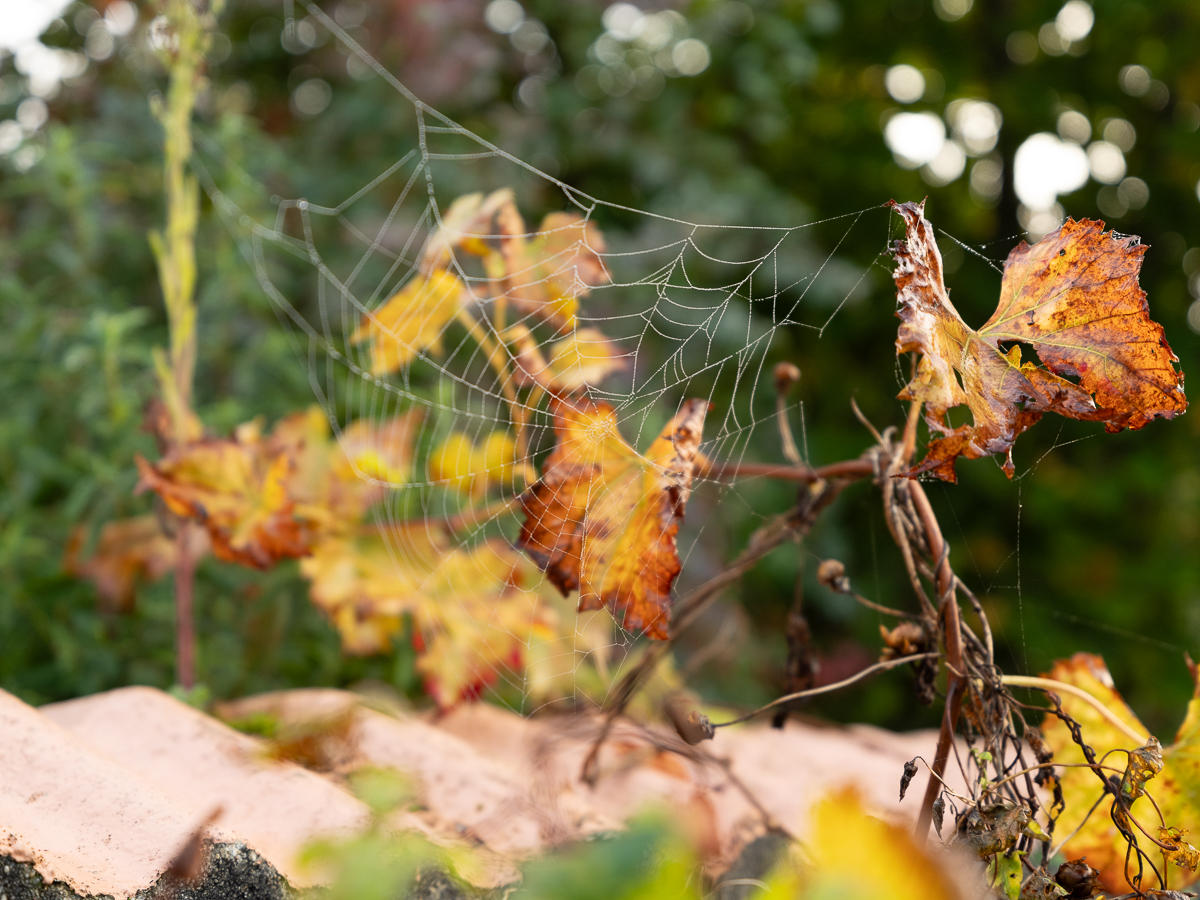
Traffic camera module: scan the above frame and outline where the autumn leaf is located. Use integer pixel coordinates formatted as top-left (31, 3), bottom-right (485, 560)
top-left (269, 406), bottom-right (423, 531)
top-left (518, 398), bottom-right (708, 640)
top-left (760, 786), bottom-right (962, 900)
top-left (418, 189), bottom-right (608, 330)
top-left (136, 438), bottom-right (312, 568)
top-left (500, 211), bottom-right (609, 329)
top-left (427, 429), bottom-right (531, 497)
top-left (65, 515), bottom-right (210, 612)
top-left (889, 200), bottom-right (1186, 482)
top-left (1039, 653), bottom-right (1200, 891)
top-left (350, 267), bottom-right (468, 376)
top-left (300, 525), bottom-right (556, 705)
top-left (510, 326), bottom-right (629, 393)
top-left (136, 408), bottom-right (422, 568)
top-left (419, 189), bottom-right (516, 273)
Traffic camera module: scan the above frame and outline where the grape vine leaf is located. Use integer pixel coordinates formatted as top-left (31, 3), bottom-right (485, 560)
top-left (518, 398), bottom-right (708, 640)
top-left (422, 188), bottom-right (608, 330)
top-left (1040, 653), bottom-right (1200, 890)
top-left (889, 200), bottom-right (1186, 482)
top-left (136, 408), bottom-right (421, 567)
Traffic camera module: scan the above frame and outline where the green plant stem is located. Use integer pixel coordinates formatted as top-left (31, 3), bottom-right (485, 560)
top-left (150, 0), bottom-right (219, 689)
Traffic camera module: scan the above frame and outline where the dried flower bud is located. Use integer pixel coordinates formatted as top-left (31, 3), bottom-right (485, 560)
top-left (773, 361), bottom-right (801, 396)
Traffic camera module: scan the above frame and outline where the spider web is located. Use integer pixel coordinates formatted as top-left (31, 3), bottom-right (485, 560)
top-left (184, 1), bottom-right (923, 717)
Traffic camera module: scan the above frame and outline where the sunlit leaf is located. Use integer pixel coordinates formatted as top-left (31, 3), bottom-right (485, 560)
top-left (518, 398), bottom-right (708, 640)
top-left (65, 515), bottom-right (210, 611)
top-left (350, 268), bottom-right (468, 376)
top-left (889, 200), bottom-right (1186, 482)
top-left (1039, 653), bottom-right (1200, 891)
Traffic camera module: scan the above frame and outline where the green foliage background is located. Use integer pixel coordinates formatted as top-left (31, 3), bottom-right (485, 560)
top-left (3, 0), bottom-right (1200, 738)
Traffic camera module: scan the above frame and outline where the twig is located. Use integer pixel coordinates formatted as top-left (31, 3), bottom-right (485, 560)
top-left (911, 479), bottom-right (964, 845)
top-left (710, 653), bottom-right (938, 728)
top-left (698, 458), bottom-right (875, 483)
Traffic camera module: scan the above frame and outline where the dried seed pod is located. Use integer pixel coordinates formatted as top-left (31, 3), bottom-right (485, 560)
top-left (899, 758), bottom-right (919, 801)
top-left (816, 558), bottom-right (849, 593)
top-left (773, 361), bottom-right (801, 395)
top-left (665, 695), bottom-right (715, 744)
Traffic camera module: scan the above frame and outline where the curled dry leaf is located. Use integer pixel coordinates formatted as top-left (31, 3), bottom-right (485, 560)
top-left (1039, 652), bottom-right (1200, 891)
top-left (65, 515), bottom-right (210, 612)
top-left (889, 200), bottom-right (1186, 482)
top-left (900, 758), bottom-right (919, 801)
top-left (1160, 828), bottom-right (1200, 872)
top-left (518, 398), bottom-right (708, 640)
top-left (1055, 858), bottom-right (1101, 898)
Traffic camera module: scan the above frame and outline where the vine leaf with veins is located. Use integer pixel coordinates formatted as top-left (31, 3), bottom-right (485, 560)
top-left (889, 200), bottom-right (1186, 482)
top-left (518, 397), bottom-right (708, 640)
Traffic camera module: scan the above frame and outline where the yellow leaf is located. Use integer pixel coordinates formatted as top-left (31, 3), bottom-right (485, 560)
top-left (1040, 652), bottom-right (1200, 891)
top-left (510, 325), bottom-right (628, 393)
top-left (501, 212), bottom-right (608, 329)
top-left (764, 787), bottom-right (959, 900)
top-left (135, 439), bottom-right (312, 569)
top-left (350, 268), bottom-right (467, 375)
top-left (419, 188), bottom-right (515, 273)
top-left (428, 429), bottom-right (528, 497)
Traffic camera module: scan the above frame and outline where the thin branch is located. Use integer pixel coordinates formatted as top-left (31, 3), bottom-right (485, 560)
top-left (698, 458), bottom-right (875, 483)
top-left (711, 653), bottom-right (938, 728)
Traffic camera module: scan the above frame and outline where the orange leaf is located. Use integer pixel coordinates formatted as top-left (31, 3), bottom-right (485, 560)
top-left (889, 200), bottom-right (1186, 482)
top-left (517, 398), bottom-right (708, 640)
top-left (301, 526), bottom-right (553, 706)
top-left (510, 325), bottom-right (629, 393)
top-left (65, 515), bottom-right (210, 612)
